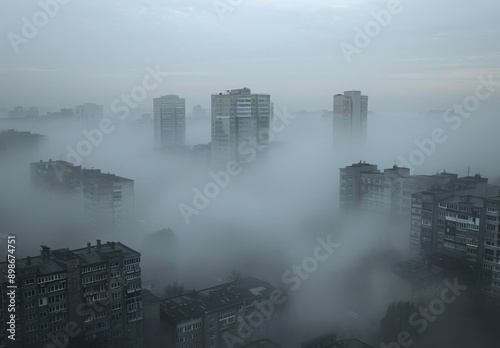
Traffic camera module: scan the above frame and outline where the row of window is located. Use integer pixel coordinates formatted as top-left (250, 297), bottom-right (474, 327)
top-left (82, 273), bottom-right (107, 284)
top-left (176, 333), bottom-right (201, 343)
top-left (81, 264), bottom-right (107, 274)
top-left (38, 273), bottom-right (66, 285)
top-left (124, 257), bottom-right (140, 265)
top-left (177, 322), bottom-right (202, 334)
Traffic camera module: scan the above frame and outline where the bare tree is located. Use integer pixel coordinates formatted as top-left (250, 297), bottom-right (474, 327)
top-left (228, 269), bottom-right (242, 282)
top-left (163, 281), bottom-right (185, 298)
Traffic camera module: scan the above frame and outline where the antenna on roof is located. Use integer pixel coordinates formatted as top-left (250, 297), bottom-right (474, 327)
top-left (467, 166), bottom-right (470, 177)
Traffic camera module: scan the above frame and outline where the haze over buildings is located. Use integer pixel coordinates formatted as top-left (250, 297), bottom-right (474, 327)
top-left (1, 1), bottom-right (500, 347)
top-left (211, 88), bottom-right (271, 166)
top-left (153, 95), bottom-right (186, 149)
top-left (333, 91), bottom-right (368, 151)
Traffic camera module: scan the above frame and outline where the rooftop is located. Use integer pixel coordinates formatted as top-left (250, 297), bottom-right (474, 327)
top-left (391, 259), bottom-right (445, 283)
top-left (330, 339), bottom-right (375, 348)
top-left (161, 277), bottom-right (276, 322)
top-left (241, 339), bottom-right (282, 347)
top-left (440, 194), bottom-right (487, 208)
top-left (32, 160), bottom-right (133, 183)
top-left (1, 241), bottom-right (140, 277)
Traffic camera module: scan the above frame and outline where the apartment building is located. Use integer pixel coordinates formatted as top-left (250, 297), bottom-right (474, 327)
top-left (211, 88), bottom-right (271, 167)
top-left (0, 241), bottom-right (142, 347)
top-left (340, 162), bottom-right (490, 219)
top-left (409, 188), bottom-right (500, 304)
top-left (154, 95), bottom-right (186, 149)
top-left (30, 160), bottom-right (134, 232)
top-left (160, 277), bottom-right (283, 348)
top-left (333, 91), bottom-right (368, 150)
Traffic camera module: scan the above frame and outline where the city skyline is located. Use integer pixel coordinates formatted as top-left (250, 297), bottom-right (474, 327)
top-left (1, 1), bottom-right (500, 347)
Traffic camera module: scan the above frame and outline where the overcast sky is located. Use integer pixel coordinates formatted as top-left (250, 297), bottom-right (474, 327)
top-left (1, 0), bottom-right (499, 112)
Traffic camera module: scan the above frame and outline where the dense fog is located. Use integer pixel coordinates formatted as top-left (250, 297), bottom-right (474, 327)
top-left (1, 0), bottom-right (500, 347)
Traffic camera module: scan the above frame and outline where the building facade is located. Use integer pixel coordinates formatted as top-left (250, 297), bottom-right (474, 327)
top-left (211, 88), bottom-right (271, 167)
top-left (333, 91), bottom-right (368, 149)
top-left (0, 241), bottom-right (142, 347)
top-left (160, 277), bottom-right (284, 348)
top-left (340, 162), bottom-right (491, 219)
top-left (154, 95), bottom-right (186, 149)
top-left (0, 129), bottom-right (43, 155)
top-left (409, 189), bottom-right (500, 304)
top-left (30, 160), bottom-right (134, 232)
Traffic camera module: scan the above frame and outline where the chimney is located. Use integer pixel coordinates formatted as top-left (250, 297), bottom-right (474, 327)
top-left (96, 239), bottom-right (101, 250)
top-left (87, 242), bottom-right (91, 253)
top-left (27, 256), bottom-right (31, 265)
top-left (40, 245), bottom-right (51, 259)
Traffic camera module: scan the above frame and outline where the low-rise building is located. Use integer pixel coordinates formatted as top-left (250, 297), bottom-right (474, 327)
top-left (160, 277), bottom-right (285, 348)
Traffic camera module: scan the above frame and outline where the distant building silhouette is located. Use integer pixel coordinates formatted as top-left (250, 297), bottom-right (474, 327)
top-left (41, 108), bottom-right (76, 119)
top-left (0, 129), bottom-right (43, 154)
top-left (154, 95), bottom-right (186, 149)
top-left (211, 88), bottom-right (271, 167)
top-left (7, 106), bottom-right (39, 118)
top-left (333, 91), bottom-right (368, 152)
top-left (76, 103), bottom-right (104, 123)
top-left (339, 162), bottom-right (492, 219)
top-left (191, 104), bottom-right (207, 118)
top-left (30, 160), bottom-right (134, 232)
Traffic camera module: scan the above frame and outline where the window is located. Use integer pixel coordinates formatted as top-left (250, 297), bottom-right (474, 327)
top-left (24, 302), bottom-right (35, 309)
top-left (24, 290), bottom-right (36, 297)
top-left (26, 325), bottom-right (37, 332)
top-left (24, 278), bottom-right (35, 286)
top-left (26, 313), bottom-right (37, 321)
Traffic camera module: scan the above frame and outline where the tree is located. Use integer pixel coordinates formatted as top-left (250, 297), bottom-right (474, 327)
top-left (379, 301), bottom-right (418, 340)
top-left (228, 269), bottom-right (242, 282)
top-left (163, 281), bottom-right (185, 298)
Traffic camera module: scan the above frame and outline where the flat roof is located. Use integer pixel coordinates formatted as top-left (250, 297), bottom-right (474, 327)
top-left (161, 277), bottom-right (275, 322)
